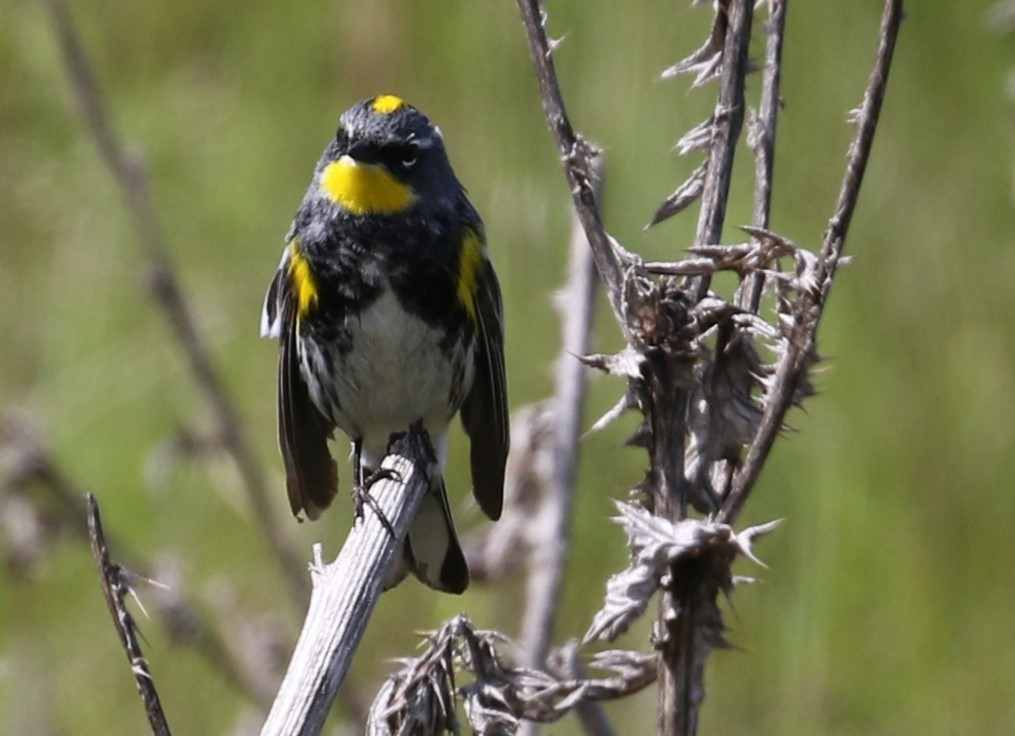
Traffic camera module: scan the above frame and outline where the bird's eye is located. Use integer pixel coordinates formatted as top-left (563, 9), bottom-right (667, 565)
top-left (399, 143), bottom-right (420, 170)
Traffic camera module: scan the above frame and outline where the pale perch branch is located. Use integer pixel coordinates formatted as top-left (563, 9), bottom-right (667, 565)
top-left (260, 425), bottom-right (434, 736)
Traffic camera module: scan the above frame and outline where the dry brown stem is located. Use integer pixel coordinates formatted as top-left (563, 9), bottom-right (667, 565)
top-left (38, 0), bottom-right (307, 602)
top-left (513, 2), bottom-right (904, 735)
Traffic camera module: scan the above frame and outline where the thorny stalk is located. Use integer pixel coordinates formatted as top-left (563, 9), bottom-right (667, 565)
top-left (513, 0), bottom-right (634, 338)
top-left (657, 2), bottom-right (754, 732)
top-left (739, 0), bottom-right (787, 314)
top-left (87, 493), bottom-right (172, 736)
top-left (720, 0), bottom-right (904, 525)
top-left (39, 0), bottom-right (308, 602)
top-left (0, 419), bottom-right (281, 707)
top-left (687, 0), bottom-right (754, 302)
top-left (512, 1), bottom-right (902, 735)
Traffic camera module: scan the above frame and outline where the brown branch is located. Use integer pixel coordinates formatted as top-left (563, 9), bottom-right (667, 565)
top-left (38, 0), bottom-right (307, 602)
top-left (739, 0), bottom-right (788, 314)
top-left (688, 0), bottom-right (754, 300)
top-left (513, 0), bottom-right (635, 339)
top-left (721, 0), bottom-right (904, 524)
top-left (0, 417), bottom-right (280, 707)
top-left (87, 492), bottom-right (172, 736)
top-left (511, 3), bottom-right (901, 736)
top-left (653, 5), bottom-right (754, 732)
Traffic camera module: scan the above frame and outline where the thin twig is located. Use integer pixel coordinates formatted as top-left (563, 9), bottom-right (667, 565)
top-left (261, 425), bottom-right (434, 736)
top-left (519, 161), bottom-right (601, 662)
top-left (739, 0), bottom-right (788, 314)
top-left (38, 0), bottom-right (307, 601)
top-left (721, 0), bottom-right (904, 524)
top-left (688, 0), bottom-right (754, 301)
top-left (750, 0), bottom-right (785, 235)
top-left (87, 493), bottom-right (172, 736)
top-left (0, 418), bottom-right (279, 706)
top-left (513, 0), bottom-right (633, 338)
top-left (816, 0), bottom-right (903, 291)
top-left (518, 160), bottom-right (605, 736)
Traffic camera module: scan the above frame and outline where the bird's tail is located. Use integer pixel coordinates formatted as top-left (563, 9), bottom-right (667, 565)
top-left (384, 472), bottom-right (469, 594)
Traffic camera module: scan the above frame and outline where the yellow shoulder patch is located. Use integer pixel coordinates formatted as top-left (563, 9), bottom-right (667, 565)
top-left (287, 241), bottom-right (318, 319)
top-left (457, 230), bottom-right (485, 326)
top-left (371, 95), bottom-right (406, 115)
top-left (321, 159), bottom-right (415, 215)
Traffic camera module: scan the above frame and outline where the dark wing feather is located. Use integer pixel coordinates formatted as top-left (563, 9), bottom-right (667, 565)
top-left (460, 257), bottom-right (509, 521)
top-left (277, 283), bottom-right (337, 520)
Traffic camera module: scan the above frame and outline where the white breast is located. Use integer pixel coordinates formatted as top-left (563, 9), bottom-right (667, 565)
top-left (301, 288), bottom-right (474, 467)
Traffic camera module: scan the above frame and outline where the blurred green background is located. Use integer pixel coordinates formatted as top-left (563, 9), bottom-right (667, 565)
top-left (2, 1), bottom-right (1014, 734)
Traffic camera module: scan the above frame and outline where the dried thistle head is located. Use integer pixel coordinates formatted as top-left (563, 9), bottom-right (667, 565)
top-left (367, 618), bottom-right (462, 736)
top-left (584, 502), bottom-right (781, 644)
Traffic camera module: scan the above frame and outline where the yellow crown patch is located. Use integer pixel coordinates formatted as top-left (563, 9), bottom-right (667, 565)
top-left (371, 95), bottom-right (406, 115)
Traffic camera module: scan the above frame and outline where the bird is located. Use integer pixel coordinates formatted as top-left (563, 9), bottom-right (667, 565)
top-left (260, 95), bottom-right (508, 593)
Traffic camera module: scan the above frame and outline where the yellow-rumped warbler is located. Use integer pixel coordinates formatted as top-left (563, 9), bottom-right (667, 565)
top-left (260, 95), bottom-right (508, 594)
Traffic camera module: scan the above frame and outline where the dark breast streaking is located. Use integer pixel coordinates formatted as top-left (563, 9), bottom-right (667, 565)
top-left (260, 94), bottom-right (509, 594)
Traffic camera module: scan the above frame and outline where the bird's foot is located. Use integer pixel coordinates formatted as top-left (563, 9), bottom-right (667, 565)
top-left (352, 467), bottom-right (401, 540)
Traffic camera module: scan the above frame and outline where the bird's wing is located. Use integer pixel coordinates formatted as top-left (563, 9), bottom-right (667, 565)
top-left (460, 251), bottom-right (509, 520)
top-left (267, 253), bottom-right (337, 520)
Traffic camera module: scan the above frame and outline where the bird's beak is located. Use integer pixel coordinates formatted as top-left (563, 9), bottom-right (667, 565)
top-left (344, 141), bottom-right (378, 165)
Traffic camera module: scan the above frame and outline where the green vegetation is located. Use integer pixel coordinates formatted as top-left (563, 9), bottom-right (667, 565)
top-left (2, 1), bottom-right (1013, 733)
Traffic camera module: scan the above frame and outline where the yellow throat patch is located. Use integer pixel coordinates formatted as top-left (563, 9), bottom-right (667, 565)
top-left (371, 95), bottom-right (406, 114)
top-left (287, 241), bottom-right (318, 319)
top-left (321, 158), bottom-right (415, 216)
top-left (457, 230), bottom-right (485, 326)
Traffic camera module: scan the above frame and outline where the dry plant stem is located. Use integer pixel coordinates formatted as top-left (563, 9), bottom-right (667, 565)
top-left (39, 0), bottom-right (307, 602)
top-left (87, 493), bottom-right (172, 736)
top-left (519, 166), bottom-right (601, 662)
top-left (571, 681), bottom-right (617, 736)
top-left (688, 0), bottom-right (754, 301)
top-left (0, 420), bottom-right (276, 706)
top-left (720, 0), bottom-right (904, 525)
top-left (511, 3), bottom-right (702, 735)
top-left (656, 4), bottom-right (754, 733)
top-left (514, 0), bottom-right (629, 336)
top-left (750, 0), bottom-right (785, 234)
top-left (518, 167), bottom-right (606, 736)
top-left (740, 0), bottom-right (787, 314)
top-left (649, 379), bottom-right (693, 736)
top-left (260, 427), bottom-right (433, 736)
top-left (510, 9), bottom-right (635, 730)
